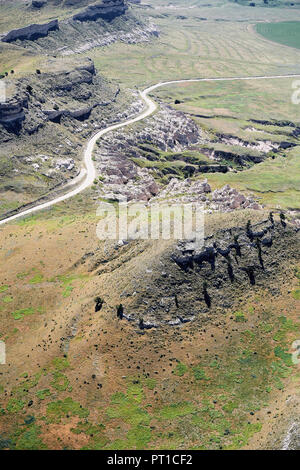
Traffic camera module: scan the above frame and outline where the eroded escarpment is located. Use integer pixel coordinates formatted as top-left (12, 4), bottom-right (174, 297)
top-left (99, 218), bottom-right (299, 329)
top-left (0, 1), bottom-right (126, 44)
top-left (183, 111), bottom-right (299, 167)
top-left (94, 104), bottom-right (204, 201)
top-left (0, 58), bottom-right (139, 211)
top-left (0, 58), bottom-right (103, 136)
top-left (36, 13), bottom-right (158, 56)
top-left (0, 1), bottom-right (158, 55)
top-left (1, 19), bottom-right (59, 43)
top-left (72, 0), bottom-right (128, 22)
top-left (92, 103), bottom-right (283, 206)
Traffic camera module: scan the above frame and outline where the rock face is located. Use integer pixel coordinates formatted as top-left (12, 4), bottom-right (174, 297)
top-left (32, 0), bottom-right (47, 8)
top-left (1, 4), bottom-right (159, 55)
top-left (210, 184), bottom-right (261, 211)
top-left (155, 178), bottom-right (260, 211)
top-left (150, 179), bottom-right (262, 212)
top-left (94, 105), bottom-right (262, 209)
top-left (113, 220), bottom-right (299, 328)
top-left (0, 58), bottom-right (116, 136)
top-left (0, 96), bottom-right (27, 132)
top-left (58, 22), bottom-right (159, 55)
top-left (73, 0), bottom-right (128, 22)
top-left (1, 20), bottom-right (59, 43)
top-left (135, 105), bottom-right (201, 151)
top-left (94, 104), bottom-right (203, 201)
top-left (0, 58), bottom-right (134, 211)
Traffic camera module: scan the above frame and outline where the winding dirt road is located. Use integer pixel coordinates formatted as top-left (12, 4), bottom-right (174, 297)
top-left (1, 73), bottom-right (299, 226)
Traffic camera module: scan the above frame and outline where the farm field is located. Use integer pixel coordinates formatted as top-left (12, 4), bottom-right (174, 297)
top-left (256, 21), bottom-right (300, 50)
top-left (89, 15), bottom-right (300, 88)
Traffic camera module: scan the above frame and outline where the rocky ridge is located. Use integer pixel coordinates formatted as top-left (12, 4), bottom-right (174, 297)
top-left (0, 58), bottom-right (115, 136)
top-left (0, 2), bottom-right (158, 54)
top-left (72, 0), bottom-right (128, 22)
top-left (0, 58), bottom-right (137, 208)
top-left (59, 22), bottom-right (159, 55)
top-left (150, 179), bottom-right (262, 212)
top-left (1, 19), bottom-right (59, 43)
top-left (112, 219), bottom-right (299, 328)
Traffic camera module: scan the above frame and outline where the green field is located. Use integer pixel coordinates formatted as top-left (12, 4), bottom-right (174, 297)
top-left (153, 78), bottom-right (300, 121)
top-left (256, 21), bottom-right (300, 49)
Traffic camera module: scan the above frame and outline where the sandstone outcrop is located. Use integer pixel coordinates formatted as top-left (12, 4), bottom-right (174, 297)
top-left (94, 104), bottom-right (203, 201)
top-left (1, 0), bottom-right (157, 54)
top-left (73, 0), bottom-right (128, 22)
top-left (0, 58), bottom-right (134, 210)
top-left (113, 219), bottom-right (299, 328)
top-left (1, 4), bottom-right (158, 55)
top-left (0, 94), bottom-right (27, 132)
top-left (149, 179), bottom-right (262, 212)
top-left (1, 19), bottom-right (59, 43)
top-left (0, 59), bottom-right (107, 136)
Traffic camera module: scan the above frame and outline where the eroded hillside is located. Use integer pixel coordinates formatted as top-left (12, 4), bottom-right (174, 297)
top-left (0, 57), bottom-right (139, 215)
top-left (0, 0), bottom-right (158, 55)
top-left (0, 0), bottom-right (300, 452)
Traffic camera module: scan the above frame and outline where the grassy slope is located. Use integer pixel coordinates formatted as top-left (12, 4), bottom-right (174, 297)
top-left (0, 206), bottom-right (299, 450)
top-left (0, 1), bottom-right (84, 33)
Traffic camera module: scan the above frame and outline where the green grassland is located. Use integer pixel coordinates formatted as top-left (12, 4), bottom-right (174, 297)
top-left (256, 21), bottom-right (300, 50)
top-left (206, 150), bottom-right (300, 209)
top-left (153, 78), bottom-right (300, 121)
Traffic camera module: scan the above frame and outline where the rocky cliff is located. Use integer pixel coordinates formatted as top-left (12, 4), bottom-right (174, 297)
top-left (0, 1), bottom-right (157, 54)
top-left (73, 0), bottom-right (128, 22)
top-left (0, 95), bottom-right (27, 132)
top-left (0, 58), bottom-right (134, 210)
top-left (98, 217), bottom-right (299, 329)
top-left (0, 58), bottom-right (103, 135)
top-left (1, 19), bottom-right (59, 43)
